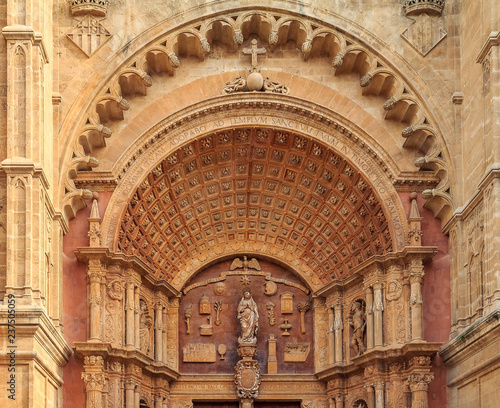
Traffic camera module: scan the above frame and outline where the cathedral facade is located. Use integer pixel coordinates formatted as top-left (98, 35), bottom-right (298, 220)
top-left (0, 0), bottom-right (499, 407)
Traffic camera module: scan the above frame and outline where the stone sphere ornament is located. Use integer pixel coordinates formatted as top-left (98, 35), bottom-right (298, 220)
top-left (247, 72), bottom-right (264, 91)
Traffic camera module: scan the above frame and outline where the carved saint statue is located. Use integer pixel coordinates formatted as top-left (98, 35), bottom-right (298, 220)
top-left (139, 300), bottom-right (153, 354)
top-left (350, 301), bottom-right (366, 356)
top-left (237, 288), bottom-right (259, 345)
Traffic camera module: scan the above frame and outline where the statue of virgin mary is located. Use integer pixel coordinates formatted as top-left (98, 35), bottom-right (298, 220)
top-left (237, 288), bottom-right (259, 345)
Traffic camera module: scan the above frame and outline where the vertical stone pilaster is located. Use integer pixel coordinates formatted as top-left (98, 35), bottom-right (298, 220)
top-left (365, 284), bottom-right (374, 350)
top-left (313, 297), bottom-right (328, 372)
top-left (373, 282), bottom-right (384, 347)
top-left (155, 300), bottom-right (163, 362)
top-left (333, 302), bottom-right (343, 363)
top-left (125, 282), bottom-right (135, 347)
top-left (162, 305), bottom-right (168, 364)
top-left (134, 286), bottom-right (140, 349)
top-left (88, 258), bottom-right (103, 341)
top-left (409, 259), bottom-right (425, 341)
top-left (327, 306), bottom-right (335, 365)
top-left (166, 297), bottom-right (180, 371)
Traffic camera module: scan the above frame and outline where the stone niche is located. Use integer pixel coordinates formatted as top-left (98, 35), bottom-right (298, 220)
top-left (179, 258), bottom-right (314, 374)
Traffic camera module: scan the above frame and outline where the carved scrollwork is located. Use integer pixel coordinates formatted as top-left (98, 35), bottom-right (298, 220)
top-left (234, 360), bottom-right (261, 399)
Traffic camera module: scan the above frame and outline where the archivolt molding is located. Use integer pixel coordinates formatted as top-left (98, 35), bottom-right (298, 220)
top-left (96, 100), bottom-right (414, 289)
top-left (61, 8), bottom-right (453, 225)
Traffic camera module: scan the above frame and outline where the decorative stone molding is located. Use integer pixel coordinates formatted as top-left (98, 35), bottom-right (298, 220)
top-left (60, 9), bottom-right (452, 226)
top-left (68, 0), bottom-right (109, 17)
top-left (403, 0), bottom-right (445, 16)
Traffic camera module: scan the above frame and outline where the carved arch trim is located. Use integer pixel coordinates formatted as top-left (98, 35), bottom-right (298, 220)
top-left (59, 6), bottom-right (454, 225)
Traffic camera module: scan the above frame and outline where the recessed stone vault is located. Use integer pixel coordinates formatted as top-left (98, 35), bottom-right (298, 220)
top-left (117, 128), bottom-right (392, 285)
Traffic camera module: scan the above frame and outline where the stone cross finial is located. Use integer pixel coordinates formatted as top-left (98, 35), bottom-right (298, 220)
top-left (243, 39), bottom-right (266, 71)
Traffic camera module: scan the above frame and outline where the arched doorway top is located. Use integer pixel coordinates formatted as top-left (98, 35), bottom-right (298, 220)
top-left (60, 7), bottom-right (454, 226)
top-left (99, 104), bottom-right (411, 290)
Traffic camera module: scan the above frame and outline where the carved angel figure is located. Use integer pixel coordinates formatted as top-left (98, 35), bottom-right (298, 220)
top-left (139, 300), bottom-right (153, 354)
top-left (350, 301), bottom-right (366, 356)
top-left (237, 288), bottom-right (259, 345)
top-left (230, 256), bottom-right (261, 271)
top-left (223, 75), bottom-right (247, 94)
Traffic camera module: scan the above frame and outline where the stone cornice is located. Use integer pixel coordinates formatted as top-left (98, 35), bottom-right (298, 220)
top-left (0, 307), bottom-right (72, 379)
top-left (476, 31), bottom-right (500, 64)
top-left (317, 342), bottom-right (441, 382)
top-left (74, 171), bottom-right (118, 192)
top-left (1, 25), bottom-right (49, 63)
top-left (315, 246), bottom-right (437, 297)
top-left (1, 158), bottom-right (50, 189)
top-left (443, 163), bottom-right (500, 233)
top-left (74, 342), bottom-right (179, 382)
top-left (75, 247), bottom-right (179, 297)
top-left (439, 308), bottom-right (500, 367)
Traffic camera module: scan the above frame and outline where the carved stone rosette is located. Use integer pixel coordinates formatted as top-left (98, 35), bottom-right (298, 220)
top-left (234, 359), bottom-right (262, 399)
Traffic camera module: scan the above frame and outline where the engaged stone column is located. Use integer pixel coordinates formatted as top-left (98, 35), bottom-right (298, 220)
top-left (82, 356), bottom-right (106, 408)
top-left (335, 393), bottom-right (344, 408)
top-left (333, 302), bottom-right (343, 363)
top-left (410, 260), bottom-right (425, 341)
top-left (407, 373), bottom-right (433, 408)
top-left (365, 285), bottom-right (374, 349)
top-left (365, 384), bottom-right (375, 408)
top-left (88, 259), bottom-right (102, 341)
top-left (134, 287), bottom-right (140, 349)
top-left (135, 385), bottom-right (141, 408)
top-left (373, 282), bottom-right (384, 347)
top-left (327, 307), bottom-right (335, 365)
top-left (125, 282), bottom-right (135, 347)
top-left (125, 380), bottom-right (135, 408)
top-left (155, 301), bottom-right (163, 362)
top-left (374, 381), bottom-right (385, 408)
top-left (155, 393), bottom-right (163, 408)
top-left (162, 306), bottom-right (168, 364)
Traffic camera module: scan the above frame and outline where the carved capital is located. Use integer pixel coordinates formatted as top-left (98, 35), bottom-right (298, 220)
top-left (81, 372), bottom-right (106, 392)
top-left (407, 373), bottom-right (434, 392)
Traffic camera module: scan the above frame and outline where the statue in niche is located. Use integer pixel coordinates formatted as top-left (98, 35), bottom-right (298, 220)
top-left (350, 301), bottom-right (366, 357)
top-left (237, 288), bottom-right (259, 345)
top-left (139, 300), bottom-right (153, 354)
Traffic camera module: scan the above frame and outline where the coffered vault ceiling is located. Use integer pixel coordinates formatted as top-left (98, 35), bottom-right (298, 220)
top-left (117, 128), bottom-right (392, 285)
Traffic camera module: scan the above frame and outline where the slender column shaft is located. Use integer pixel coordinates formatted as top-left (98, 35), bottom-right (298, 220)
top-left (155, 302), bottom-right (163, 361)
top-left (373, 282), bottom-right (384, 347)
top-left (334, 302), bottom-right (343, 363)
top-left (162, 307), bottom-right (168, 364)
top-left (125, 380), bottom-right (134, 408)
top-left (134, 288), bottom-right (140, 349)
top-left (125, 283), bottom-right (135, 347)
top-left (366, 385), bottom-right (375, 408)
top-left (328, 307), bottom-right (335, 365)
top-left (375, 381), bottom-right (385, 408)
top-left (410, 266), bottom-right (425, 341)
top-left (88, 262), bottom-right (102, 341)
top-left (365, 286), bottom-right (374, 349)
